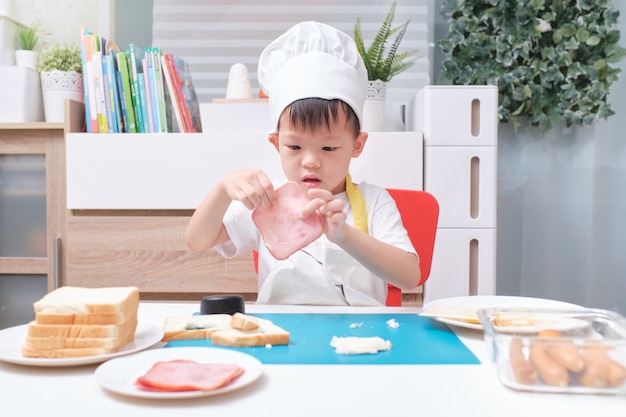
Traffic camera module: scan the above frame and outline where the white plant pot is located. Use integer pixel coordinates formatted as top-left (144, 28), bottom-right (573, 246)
top-left (15, 50), bottom-right (39, 70)
top-left (362, 80), bottom-right (386, 132)
top-left (40, 70), bottom-right (83, 122)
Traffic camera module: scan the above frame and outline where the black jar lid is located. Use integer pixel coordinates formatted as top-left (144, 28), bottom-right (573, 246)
top-left (200, 294), bottom-right (245, 315)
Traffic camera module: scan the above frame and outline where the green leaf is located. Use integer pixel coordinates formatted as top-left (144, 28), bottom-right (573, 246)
top-left (353, 2), bottom-right (419, 81)
top-left (561, 23), bottom-right (577, 37)
top-left (576, 28), bottom-right (590, 43)
top-left (586, 36), bottom-right (601, 46)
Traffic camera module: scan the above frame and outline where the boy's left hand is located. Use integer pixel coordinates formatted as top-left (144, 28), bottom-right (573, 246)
top-left (299, 188), bottom-right (348, 243)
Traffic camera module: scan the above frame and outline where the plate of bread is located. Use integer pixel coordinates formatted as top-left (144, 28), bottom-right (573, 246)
top-left (94, 346), bottom-right (263, 399)
top-left (420, 295), bottom-right (585, 331)
top-left (0, 286), bottom-right (163, 366)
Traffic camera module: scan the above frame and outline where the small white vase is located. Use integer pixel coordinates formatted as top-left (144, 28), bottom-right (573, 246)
top-left (40, 70), bottom-right (84, 122)
top-left (15, 50), bottom-right (39, 71)
top-left (362, 80), bottom-right (386, 132)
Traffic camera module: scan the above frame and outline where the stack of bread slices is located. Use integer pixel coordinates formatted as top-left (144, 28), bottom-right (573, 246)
top-left (21, 286), bottom-right (140, 358)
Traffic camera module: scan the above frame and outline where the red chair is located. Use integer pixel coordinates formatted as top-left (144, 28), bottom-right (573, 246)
top-left (253, 189), bottom-right (439, 306)
top-left (384, 189), bottom-right (439, 306)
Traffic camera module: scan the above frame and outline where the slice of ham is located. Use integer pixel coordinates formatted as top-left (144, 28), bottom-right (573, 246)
top-left (135, 359), bottom-right (244, 392)
top-left (252, 182), bottom-right (323, 260)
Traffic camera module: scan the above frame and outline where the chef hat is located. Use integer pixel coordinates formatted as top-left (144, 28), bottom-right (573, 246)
top-left (258, 21), bottom-right (368, 131)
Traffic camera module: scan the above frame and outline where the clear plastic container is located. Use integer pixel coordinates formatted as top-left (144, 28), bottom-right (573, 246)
top-left (477, 307), bottom-right (626, 394)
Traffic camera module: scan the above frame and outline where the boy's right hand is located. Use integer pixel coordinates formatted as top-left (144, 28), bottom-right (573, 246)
top-left (220, 169), bottom-right (275, 210)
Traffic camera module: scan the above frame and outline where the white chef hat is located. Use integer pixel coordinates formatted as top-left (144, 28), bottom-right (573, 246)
top-left (258, 21), bottom-right (368, 131)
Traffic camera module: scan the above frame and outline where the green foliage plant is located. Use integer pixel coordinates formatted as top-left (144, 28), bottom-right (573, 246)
top-left (16, 25), bottom-right (39, 50)
top-left (354, 2), bottom-right (420, 82)
top-left (37, 44), bottom-right (83, 73)
top-left (438, 0), bottom-right (626, 133)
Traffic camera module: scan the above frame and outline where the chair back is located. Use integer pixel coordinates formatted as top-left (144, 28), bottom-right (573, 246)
top-left (385, 189), bottom-right (439, 306)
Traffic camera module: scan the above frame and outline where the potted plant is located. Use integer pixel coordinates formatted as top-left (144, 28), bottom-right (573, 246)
top-left (37, 44), bottom-right (84, 122)
top-left (353, 1), bottom-right (419, 130)
top-left (437, 0), bottom-right (626, 134)
top-left (15, 25), bottom-right (40, 70)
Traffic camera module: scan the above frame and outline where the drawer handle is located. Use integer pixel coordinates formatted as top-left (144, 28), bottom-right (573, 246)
top-left (53, 237), bottom-right (62, 289)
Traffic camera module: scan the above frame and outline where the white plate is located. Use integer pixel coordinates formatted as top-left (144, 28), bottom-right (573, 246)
top-left (94, 347), bottom-right (263, 399)
top-left (420, 295), bottom-right (584, 330)
top-left (0, 322), bottom-right (163, 367)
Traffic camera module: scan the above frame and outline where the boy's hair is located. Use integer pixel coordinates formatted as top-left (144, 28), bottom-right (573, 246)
top-left (279, 98), bottom-right (360, 137)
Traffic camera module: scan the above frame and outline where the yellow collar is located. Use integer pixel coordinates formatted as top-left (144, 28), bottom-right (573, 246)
top-left (345, 173), bottom-right (368, 233)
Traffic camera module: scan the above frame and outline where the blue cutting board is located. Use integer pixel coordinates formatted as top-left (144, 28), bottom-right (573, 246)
top-left (165, 313), bottom-right (480, 365)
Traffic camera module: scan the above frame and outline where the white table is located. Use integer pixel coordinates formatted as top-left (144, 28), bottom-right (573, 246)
top-left (1, 302), bottom-right (624, 417)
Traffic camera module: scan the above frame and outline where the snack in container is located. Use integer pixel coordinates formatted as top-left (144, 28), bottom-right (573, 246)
top-left (477, 307), bottom-right (626, 395)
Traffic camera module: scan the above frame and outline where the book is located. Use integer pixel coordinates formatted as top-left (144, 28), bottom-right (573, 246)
top-left (116, 52), bottom-right (137, 133)
top-left (173, 55), bottom-right (202, 132)
top-left (151, 48), bottom-right (168, 133)
top-left (104, 42), bottom-right (122, 133)
top-left (161, 52), bottom-right (186, 132)
top-left (142, 58), bottom-right (154, 132)
top-left (80, 28), bottom-right (98, 132)
top-left (138, 73), bottom-right (150, 133)
top-left (165, 53), bottom-right (203, 132)
top-left (128, 44), bottom-right (145, 132)
top-left (145, 50), bottom-right (160, 132)
top-left (90, 34), bottom-right (109, 133)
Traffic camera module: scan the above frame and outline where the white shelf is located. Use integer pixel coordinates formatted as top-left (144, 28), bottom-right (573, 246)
top-left (66, 131), bottom-right (423, 210)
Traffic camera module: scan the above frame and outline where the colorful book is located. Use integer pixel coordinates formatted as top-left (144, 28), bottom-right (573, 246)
top-left (138, 74), bottom-right (150, 133)
top-left (142, 58), bottom-right (154, 133)
top-left (161, 52), bottom-right (186, 132)
top-left (80, 28), bottom-right (98, 132)
top-left (145, 50), bottom-right (160, 132)
top-left (115, 70), bottom-right (128, 132)
top-left (128, 44), bottom-right (145, 132)
top-left (151, 48), bottom-right (168, 133)
top-left (116, 52), bottom-right (137, 133)
top-left (104, 42), bottom-right (122, 133)
top-left (169, 54), bottom-right (203, 132)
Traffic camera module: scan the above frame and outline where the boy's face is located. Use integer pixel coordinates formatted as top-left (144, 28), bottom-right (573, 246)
top-left (269, 110), bottom-right (368, 195)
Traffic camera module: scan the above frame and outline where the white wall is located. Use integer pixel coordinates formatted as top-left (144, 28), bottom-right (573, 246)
top-left (9, 0), bottom-right (110, 48)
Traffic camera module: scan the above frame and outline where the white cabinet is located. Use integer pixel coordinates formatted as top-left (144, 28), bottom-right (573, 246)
top-left (409, 86), bottom-right (498, 304)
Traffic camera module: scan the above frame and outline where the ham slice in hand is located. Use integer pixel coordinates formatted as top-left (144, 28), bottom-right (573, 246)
top-left (135, 359), bottom-right (244, 392)
top-left (252, 182), bottom-right (323, 260)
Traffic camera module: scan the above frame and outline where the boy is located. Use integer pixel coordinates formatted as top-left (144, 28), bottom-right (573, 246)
top-left (186, 21), bottom-right (420, 305)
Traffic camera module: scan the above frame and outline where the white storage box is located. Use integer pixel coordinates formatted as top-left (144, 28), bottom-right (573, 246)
top-left (408, 85), bottom-right (498, 146)
top-left (0, 66), bottom-right (44, 122)
top-left (425, 146), bottom-right (497, 228)
top-left (424, 227), bottom-right (497, 304)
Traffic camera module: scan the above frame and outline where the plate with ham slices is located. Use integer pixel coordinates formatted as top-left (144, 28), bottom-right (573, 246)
top-left (94, 346), bottom-right (263, 399)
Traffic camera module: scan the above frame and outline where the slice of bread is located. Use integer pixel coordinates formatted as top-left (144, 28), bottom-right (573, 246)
top-left (24, 331), bottom-right (134, 350)
top-left (211, 316), bottom-right (290, 347)
top-left (26, 320), bottom-right (138, 339)
top-left (34, 311), bottom-right (130, 325)
top-left (162, 314), bottom-right (233, 342)
top-left (20, 345), bottom-right (121, 359)
top-left (230, 312), bottom-right (260, 331)
top-left (33, 286), bottom-right (139, 315)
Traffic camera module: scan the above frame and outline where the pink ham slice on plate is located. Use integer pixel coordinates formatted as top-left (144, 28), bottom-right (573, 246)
top-left (135, 359), bottom-right (245, 392)
top-left (252, 182), bottom-right (323, 260)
